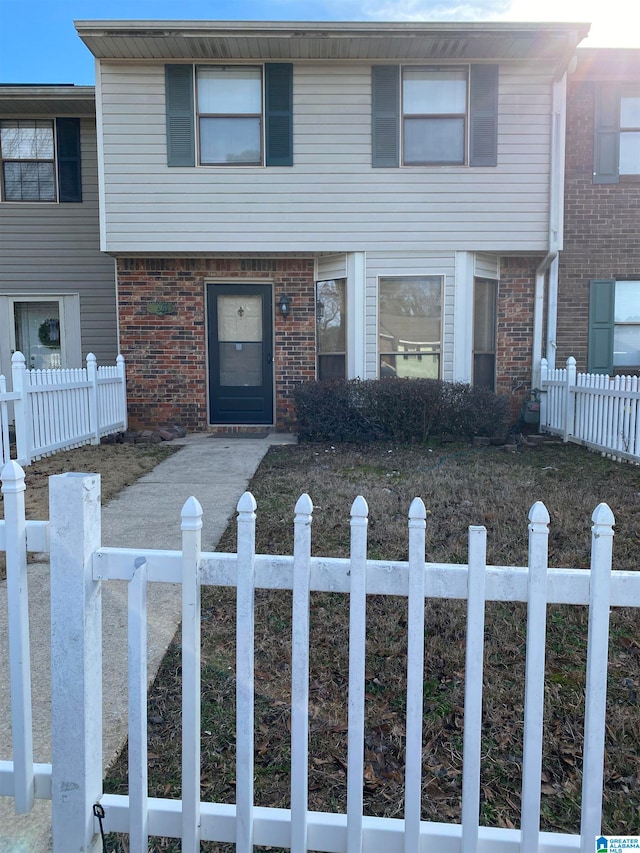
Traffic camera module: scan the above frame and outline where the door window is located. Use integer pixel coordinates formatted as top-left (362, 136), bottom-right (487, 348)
top-left (14, 300), bottom-right (63, 369)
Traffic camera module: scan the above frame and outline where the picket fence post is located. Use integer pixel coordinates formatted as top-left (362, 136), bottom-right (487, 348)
top-left (563, 356), bottom-right (577, 442)
top-left (11, 352), bottom-right (31, 466)
top-left (86, 353), bottom-right (100, 445)
top-left (539, 357), bottom-right (548, 430)
top-left (116, 354), bottom-right (127, 432)
top-left (49, 472), bottom-right (103, 853)
top-left (1, 460), bottom-right (34, 813)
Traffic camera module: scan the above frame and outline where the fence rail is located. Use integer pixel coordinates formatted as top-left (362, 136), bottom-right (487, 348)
top-left (0, 351), bottom-right (126, 466)
top-left (540, 357), bottom-right (640, 462)
top-left (1, 464), bottom-right (637, 852)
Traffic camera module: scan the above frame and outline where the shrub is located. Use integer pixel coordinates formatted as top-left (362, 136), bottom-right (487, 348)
top-left (293, 378), bottom-right (510, 443)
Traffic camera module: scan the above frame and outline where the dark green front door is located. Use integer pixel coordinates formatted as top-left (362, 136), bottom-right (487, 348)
top-left (207, 284), bottom-right (274, 424)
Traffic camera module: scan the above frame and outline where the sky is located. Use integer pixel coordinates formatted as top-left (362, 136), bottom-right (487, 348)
top-left (0, 0), bottom-right (638, 85)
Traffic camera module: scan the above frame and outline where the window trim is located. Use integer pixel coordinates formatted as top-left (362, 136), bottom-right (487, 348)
top-left (377, 274), bottom-right (444, 380)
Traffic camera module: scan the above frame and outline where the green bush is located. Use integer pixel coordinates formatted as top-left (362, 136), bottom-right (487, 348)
top-left (293, 378), bottom-right (510, 443)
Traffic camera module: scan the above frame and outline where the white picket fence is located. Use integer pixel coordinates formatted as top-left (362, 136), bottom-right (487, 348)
top-left (1, 464), bottom-right (638, 852)
top-left (0, 351), bottom-right (127, 466)
top-left (540, 356), bottom-right (640, 462)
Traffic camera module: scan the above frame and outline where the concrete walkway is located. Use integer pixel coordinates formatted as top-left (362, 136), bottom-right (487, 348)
top-left (0, 432), bottom-right (294, 852)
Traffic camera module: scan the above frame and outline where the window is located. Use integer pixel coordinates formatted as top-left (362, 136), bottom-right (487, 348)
top-left (1, 120), bottom-right (55, 201)
top-left (594, 85), bottom-right (640, 183)
top-left (378, 276), bottom-right (442, 379)
top-left (316, 279), bottom-right (346, 380)
top-left (588, 279), bottom-right (640, 374)
top-left (197, 66), bottom-right (262, 165)
top-left (473, 278), bottom-right (497, 390)
top-left (372, 64), bottom-right (498, 168)
top-left (165, 64), bottom-right (293, 168)
top-left (403, 68), bottom-right (467, 165)
top-left (0, 117), bottom-right (81, 203)
top-left (619, 90), bottom-right (640, 175)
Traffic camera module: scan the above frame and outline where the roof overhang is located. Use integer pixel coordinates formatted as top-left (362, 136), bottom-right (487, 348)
top-left (0, 85), bottom-right (95, 116)
top-left (75, 20), bottom-right (589, 68)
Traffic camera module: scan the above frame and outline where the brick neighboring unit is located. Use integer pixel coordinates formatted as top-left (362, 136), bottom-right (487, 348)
top-left (556, 49), bottom-right (640, 372)
top-left (496, 256), bottom-right (537, 418)
top-left (117, 257), bottom-right (315, 431)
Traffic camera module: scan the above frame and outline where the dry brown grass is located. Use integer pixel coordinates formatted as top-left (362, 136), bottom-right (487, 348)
top-left (104, 440), bottom-right (640, 851)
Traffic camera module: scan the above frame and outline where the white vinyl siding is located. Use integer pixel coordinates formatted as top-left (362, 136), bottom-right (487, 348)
top-left (475, 252), bottom-right (500, 280)
top-left (0, 117), bottom-right (118, 372)
top-left (98, 61), bottom-right (552, 254)
top-left (316, 254), bottom-right (347, 281)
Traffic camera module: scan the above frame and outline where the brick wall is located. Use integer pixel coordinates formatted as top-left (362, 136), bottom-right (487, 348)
top-left (496, 256), bottom-right (537, 420)
top-left (116, 257), bottom-right (316, 431)
top-left (557, 79), bottom-right (640, 371)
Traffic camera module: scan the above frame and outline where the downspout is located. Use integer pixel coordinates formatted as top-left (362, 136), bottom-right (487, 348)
top-left (532, 42), bottom-right (575, 388)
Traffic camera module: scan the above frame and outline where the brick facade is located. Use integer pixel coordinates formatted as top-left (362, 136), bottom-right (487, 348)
top-left (496, 256), bottom-right (537, 419)
top-left (116, 257), bottom-right (316, 431)
top-left (557, 58), bottom-right (640, 371)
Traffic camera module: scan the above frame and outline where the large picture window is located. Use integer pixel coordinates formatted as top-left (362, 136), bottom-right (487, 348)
top-left (197, 66), bottom-right (263, 165)
top-left (403, 68), bottom-right (467, 165)
top-left (316, 279), bottom-right (346, 380)
top-left (378, 276), bottom-right (442, 379)
top-left (0, 119), bottom-right (55, 201)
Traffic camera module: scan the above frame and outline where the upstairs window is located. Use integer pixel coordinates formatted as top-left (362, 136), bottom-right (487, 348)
top-left (594, 84), bottom-right (640, 183)
top-left (1, 120), bottom-right (55, 201)
top-left (403, 68), bottom-right (467, 165)
top-left (619, 90), bottom-right (640, 175)
top-left (0, 117), bottom-right (82, 203)
top-left (197, 66), bottom-right (263, 165)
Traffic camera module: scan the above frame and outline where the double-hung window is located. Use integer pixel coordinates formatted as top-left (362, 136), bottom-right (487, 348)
top-left (0, 117), bottom-right (82, 203)
top-left (619, 89), bottom-right (640, 176)
top-left (197, 66), bottom-right (263, 165)
top-left (403, 68), bottom-right (467, 165)
top-left (589, 279), bottom-right (640, 374)
top-left (594, 84), bottom-right (640, 183)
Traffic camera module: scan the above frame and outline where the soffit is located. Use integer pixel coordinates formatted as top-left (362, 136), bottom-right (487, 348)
top-left (75, 20), bottom-right (589, 65)
top-left (0, 86), bottom-right (95, 116)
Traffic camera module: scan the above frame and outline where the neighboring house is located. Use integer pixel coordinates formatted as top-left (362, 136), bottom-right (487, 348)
top-left (553, 49), bottom-right (640, 375)
top-left (0, 85), bottom-right (118, 382)
top-left (74, 20), bottom-right (590, 431)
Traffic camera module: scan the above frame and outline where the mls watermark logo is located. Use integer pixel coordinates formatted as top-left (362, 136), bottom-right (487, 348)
top-left (597, 836), bottom-right (640, 851)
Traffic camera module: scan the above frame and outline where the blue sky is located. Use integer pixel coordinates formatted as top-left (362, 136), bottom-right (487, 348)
top-left (0, 0), bottom-right (638, 85)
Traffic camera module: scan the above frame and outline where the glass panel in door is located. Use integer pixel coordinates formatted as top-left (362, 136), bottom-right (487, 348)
top-left (218, 295), bottom-right (263, 386)
top-left (14, 300), bottom-right (62, 369)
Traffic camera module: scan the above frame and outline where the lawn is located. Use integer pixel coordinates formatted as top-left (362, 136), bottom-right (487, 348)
top-left (105, 439), bottom-right (640, 850)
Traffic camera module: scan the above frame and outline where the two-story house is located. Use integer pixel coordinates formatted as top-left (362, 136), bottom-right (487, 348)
top-left (553, 48), bottom-right (640, 376)
top-left (0, 85), bottom-right (118, 381)
top-left (74, 20), bottom-right (589, 431)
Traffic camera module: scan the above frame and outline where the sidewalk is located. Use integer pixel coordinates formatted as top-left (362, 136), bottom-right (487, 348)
top-left (0, 432), bottom-right (295, 852)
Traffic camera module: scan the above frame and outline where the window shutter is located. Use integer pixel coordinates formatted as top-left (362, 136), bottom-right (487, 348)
top-left (593, 83), bottom-right (620, 184)
top-left (165, 64), bottom-right (195, 167)
top-left (588, 279), bottom-right (615, 374)
top-left (372, 66), bottom-right (399, 168)
top-left (56, 117), bottom-right (82, 202)
top-left (469, 65), bottom-right (498, 167)
top-left (265, 63), bottom-right (293, 167)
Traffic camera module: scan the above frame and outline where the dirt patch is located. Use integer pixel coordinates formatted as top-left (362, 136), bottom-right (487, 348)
top-left (0, 441), bottom-right (179, 580)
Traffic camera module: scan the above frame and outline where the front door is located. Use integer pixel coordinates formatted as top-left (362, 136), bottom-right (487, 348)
top-left (207, 284), bottom-right (273, 424)
top-left (12, 299), bottom-right (63, 369)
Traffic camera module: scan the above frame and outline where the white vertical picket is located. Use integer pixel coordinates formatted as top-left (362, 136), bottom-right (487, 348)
top-left (520, 501), bottom-right (550, 853)
top-left (403, 497), bottom-right (426, 853)
top-left (236, 491), bottom-right (257, 852)
top-left (117, 354), bottom-right (128, 431)
top-left (49, 472), bottom-right (103, 853)
top-left (87, 353), bottom-right (100, 445)
top-left (461, 525), bottom-right (487, 853)
top-left (579, 503), bottom-right (615, 853)
top-left (291, 493), bottom-right (313, 853)
top-left (0, 375), bottom-right (10, 465)
top-left (539, 359), bottom-right (548, 429)
top-left (11, 353), bottom-right (31, 465)
top-left (128, 556), bottom-right (149, 851)
top-left (346, 495), bottom-right (369, 853)
top-left (1, 461), bottom-right (34, 813)
top-left (181, 496), bottom-right (203, 850)
top-left (564, 357), bottom-right (577, 442)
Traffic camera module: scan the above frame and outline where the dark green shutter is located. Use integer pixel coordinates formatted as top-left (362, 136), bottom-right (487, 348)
top-left (469, 65), bottom-right (498, 167)
top-left (372, 66), bottom-right (399, 168)
top-left (165, 64), bottom-right (195, 167)
top-left (55, 117), bottom-right (82, 202)
top-left (593, 83), bottom-right (620, 184)
top-left (588, 279), bottom-right (615, 374)
top-left (265, 63), bottom-right (293, 166)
